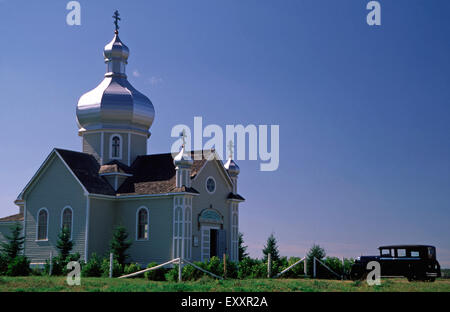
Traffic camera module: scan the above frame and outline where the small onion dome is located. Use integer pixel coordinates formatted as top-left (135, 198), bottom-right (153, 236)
top-left (76, 32), bottom-right (155, 137)
top-left (103, 33), bottom-right (129, 69)
top-left (173, 145), bottom-right (193, 167)
top-left (224, 157), bottom-right (240, 176)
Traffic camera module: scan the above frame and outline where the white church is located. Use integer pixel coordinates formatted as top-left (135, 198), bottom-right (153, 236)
top-left (0, 18), bottom-right (244, 266)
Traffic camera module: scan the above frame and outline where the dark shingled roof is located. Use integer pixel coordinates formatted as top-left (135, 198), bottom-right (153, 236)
top-left (99, 160), bottom-right (133, 175)
top-left (55, 149), bottom-right (116, 196)
top-left (117, 151), bottom-right (208, 195)
top-left (0, 213), bottom-right (24, 222)
top-left (227, 193), bottom-right (245, 201)
top-left (55, 149), bottom-right (216, 196)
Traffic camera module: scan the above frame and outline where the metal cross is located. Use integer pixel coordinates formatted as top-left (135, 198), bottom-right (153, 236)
top-left (113, 10), bottom-right (121, 32)
top-left (180, 129), bottom-right (187, 146)
top-left (228, 140), bottom-right (234, 158)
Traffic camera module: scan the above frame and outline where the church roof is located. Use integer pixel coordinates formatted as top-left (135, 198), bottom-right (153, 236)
top-left (0, 212), bottom-right (24, 222)
top-left (99, 160), bottom-right (133, 175)
top-left (227, 193), bottom-right (245, 201)
top-left (55, 149), bottom-right (216, 196)
top-left (116, 151), bottom-right (208, 196)
top-left (56, 149), bottom-right (117, 196)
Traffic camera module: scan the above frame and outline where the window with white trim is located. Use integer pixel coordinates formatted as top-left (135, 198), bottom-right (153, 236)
top-left (37, 209), bottom-right (48, 240)
top-left (137, 207), bottom-right (149, 240)
top-left (206, 176), bottom-right (216, 194)
top-left (62, 207), bottom-right (72, 238)
top-left (110, 134), bottom-right (122, 159)
top-left (231, 203), bottom-right (239, 261)
top-left (173, 206), bottom-right (183, 258)
top-left (184, 206), bottom-right (192, 259)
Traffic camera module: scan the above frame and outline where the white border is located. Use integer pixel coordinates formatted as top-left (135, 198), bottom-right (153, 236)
top-left (136, 206), bottom-right (150, 241)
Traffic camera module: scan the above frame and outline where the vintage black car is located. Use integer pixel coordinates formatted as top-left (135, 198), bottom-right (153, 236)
top-left (350, 245), bottom-right (441, 282)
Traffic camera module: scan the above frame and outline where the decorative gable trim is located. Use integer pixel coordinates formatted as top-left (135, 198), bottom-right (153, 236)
top-left (192, 150), bottom-right (233, 190)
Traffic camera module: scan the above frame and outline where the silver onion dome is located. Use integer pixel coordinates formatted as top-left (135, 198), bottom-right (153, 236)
top-left (224, 157), bottom-right (240, 176)
top-left (76, 31), bottom-right (155, 136)
top-left (173, 145), bottom-right (193, 167)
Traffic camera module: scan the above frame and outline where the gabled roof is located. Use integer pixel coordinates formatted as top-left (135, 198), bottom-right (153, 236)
top-left (55, 149), bottom-right (117, 195)
top-left (117, 151), bottom-right (208, 195)
top-left (18, 148), bottom-right (228, 200)
top-left (0, 213), bottom-right (24, 222)
top-left (15, 145), bottom-right (243, 205)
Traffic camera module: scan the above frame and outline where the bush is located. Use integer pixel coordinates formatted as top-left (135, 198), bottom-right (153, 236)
top-left (224, 258), bottom-right (238, 279)
top-left (144, 262), bottom-right (168, 281)
top-left (101, 258), bottom-right (123, 278)
top-left (123, 263), bottom-right (142, 277)
top-left (238, 257), bottom-right (266, 279)
top-left (206, 256), bottom-right (222, 277)
top-left (281, 257), bottom-right (305, 278)
top-left (182, 261), bottom-right (207, 281)
top-left (6, 256), bottom-right (30, 276)
top-left (44, 253), bottom-right (82, 276)
top-left (165, 264), bottom-right (179, 282)
top-left (81, 253), bottom-right (103, 277)
top-left (30, 267), bottom-right (44, 276)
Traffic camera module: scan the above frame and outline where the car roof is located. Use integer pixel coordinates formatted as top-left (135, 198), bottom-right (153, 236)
top-left (378, 245), bottom-right (435, 249)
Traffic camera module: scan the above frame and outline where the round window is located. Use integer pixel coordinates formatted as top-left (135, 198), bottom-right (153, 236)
top-left (206, 177), bottom-right (216, 193)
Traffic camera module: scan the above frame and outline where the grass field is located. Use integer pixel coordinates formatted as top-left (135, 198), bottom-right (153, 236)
top-left (0, 276), bottom-right (449, 292)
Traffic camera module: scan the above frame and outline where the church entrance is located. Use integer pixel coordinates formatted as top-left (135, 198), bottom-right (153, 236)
top-left (209, 229), bottom-right (226, 259)
top-left (201, 226), bottom-right (226, 261)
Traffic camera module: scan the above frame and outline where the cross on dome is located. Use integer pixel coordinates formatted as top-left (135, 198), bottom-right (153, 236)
top-left (113, 10), bottom-right (121, 33)
top-left (180, 129), bottom-right (187, 147)
top-left (228, 140), bottom-right (234, 159)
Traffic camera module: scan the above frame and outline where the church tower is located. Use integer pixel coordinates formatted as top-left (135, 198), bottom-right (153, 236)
top-left (76, 12), bottom-right (155, 166)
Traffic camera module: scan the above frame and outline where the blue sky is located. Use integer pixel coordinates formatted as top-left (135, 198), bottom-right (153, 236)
top-left (0, 0), bottom-right (449, 266)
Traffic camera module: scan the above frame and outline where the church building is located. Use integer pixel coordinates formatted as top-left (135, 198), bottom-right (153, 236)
top-left (0, 19), bottom-right (244, 266)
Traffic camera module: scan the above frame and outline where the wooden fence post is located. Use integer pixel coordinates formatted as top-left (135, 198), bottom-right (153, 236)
top-left (49, 251), bottom-right (53, 276)
top-left (304, 257), bottom-right (307, 276)
top-left (109, 253), bottom-right (113, 278)
top-left (267, 253), bottom-right (272, 278)
top-left (313, 257), bottom-right (316, 278)
top-left (178, 258), bottom-right (182, 282)
top-left (223, 253), bottom-right (227, 279)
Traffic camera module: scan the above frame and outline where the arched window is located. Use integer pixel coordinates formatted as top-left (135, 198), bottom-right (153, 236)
top-left (137, 207), bottom-right (149, 240)
top-left (61, 207), bottom-right (73, 239)
top-left (37, 208), bottom-right (48, 241)
top-left (110, 134), bottom-right (122, 159)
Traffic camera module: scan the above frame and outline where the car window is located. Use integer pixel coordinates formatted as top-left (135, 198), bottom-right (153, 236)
top-left (411, 251), bottom-right (420, 257)
top-left (397, 249), bottom-right (406, 257)
top-left (381, 249), bottom-right (390, 256)
top-left (428, 247), bottom-right (435, 259)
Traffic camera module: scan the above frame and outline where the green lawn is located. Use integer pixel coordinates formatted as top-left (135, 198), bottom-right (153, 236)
top-left (0, 276), bottom-right (449, 292)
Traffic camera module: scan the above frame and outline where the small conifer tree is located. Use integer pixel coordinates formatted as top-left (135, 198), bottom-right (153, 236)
top-left (262, 233), bottom-right (280, 263)
top-left (56, 226), bottom-right (73, 261)
top-left (238, 232), bottom-right (249, 261)
top-left (109, 225), bottom-right (132, 266)
top-left (0, 223), bottom-right (25, 260)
